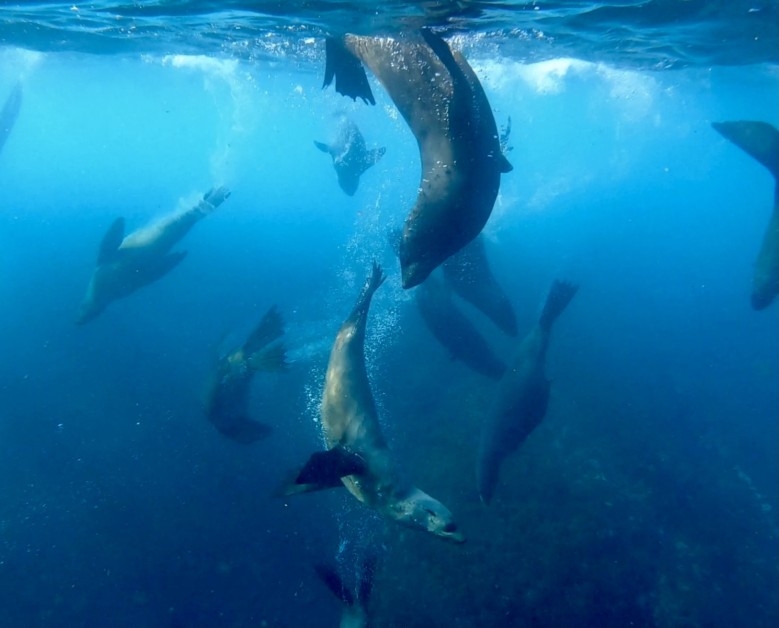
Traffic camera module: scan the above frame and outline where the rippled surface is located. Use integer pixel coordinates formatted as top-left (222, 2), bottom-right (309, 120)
top-left (1, 1), bottom-right (778, 68)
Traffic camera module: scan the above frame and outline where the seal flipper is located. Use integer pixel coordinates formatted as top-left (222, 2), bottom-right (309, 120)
top-left (314, 140), bottom-right (333, 155)
top-left (97, 217), bottom-right (125, 265)
top-left (366, 146), bottom-right (386, 167)
top-left (280, 446), bottom-right (368, 496)
top-left (313, 564), bottom-right (355, 607)
top-left (244, 306), bottom-right (285, 356)
top-left (323, 38), bottom-right (375, 105)
top-left (539, 280), bottom-right (578, 331)
top-left (712, 121), bottom-right (779, 178)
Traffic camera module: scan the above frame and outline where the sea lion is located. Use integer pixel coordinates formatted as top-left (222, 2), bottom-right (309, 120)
top-left (314, 555), bottom-right (377, 628)
top-left (416, 273), bottom-right (507, 380)
top-left (315, 115), bottom-right (386, 196)
top-left (205, 306), bottom-right (287, 444)
top-left (76, 186), bottom-right (230, 324)
top-left (282, 262), bottom-right (464, 543)
top-left (477, 280), bottom-right (578, 504)
top-left (0, 82), bottom-right (22, 155)
top-left (711, 121), bottom-right (779, 310)
top-left (323, 30), bottom-right (512, 289)
top-left (441, 234), bottom-right (518, 336)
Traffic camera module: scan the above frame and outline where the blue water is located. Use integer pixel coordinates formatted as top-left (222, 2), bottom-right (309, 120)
top-left (1, 3), bottom-right (778, 627)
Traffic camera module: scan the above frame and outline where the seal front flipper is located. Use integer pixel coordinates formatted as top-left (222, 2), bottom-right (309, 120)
top-left (97, 217), bottom-right (125, 265)
top-left (712, 121), bottom-right (779, 177)
top-left (280, 445), bottom-right (368, 496)
top-left (323, 38), bottom-right (375, 105)
top-left (314, 140), bottom-right (333, 155)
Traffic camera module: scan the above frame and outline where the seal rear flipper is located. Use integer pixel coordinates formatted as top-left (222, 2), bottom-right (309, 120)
top-left (712, 121), bottom-right (779, 179)
top-left (278, 446), bottom-right (368, 496)
top-left (97, 217), bottom-right (125, 265)
top-left (367, 146), bottom-right (386, 167)
top-left (538, 280), bottom-right (578, 330)
top-left (313, 563), bottom-right (355, 607)
top-left (323, 38), bottom-right (375, 105)
top-left (217, 418), bottom-right (273, 444)
top-left (244, 305), bottom-right (285, 356)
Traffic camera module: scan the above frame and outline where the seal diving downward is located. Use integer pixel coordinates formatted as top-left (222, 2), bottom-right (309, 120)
top-left (315, 115), bottom-right (386, 196)
top-left (205, 306), bottom-right (288, 444)
top-left (76, 186), bottom-right (230, 323)
top-left (477, 280), bottom-right (578, 504)
top-left (282, 263), bottom-right (464, 543)
top-left (323, 30), bottom-right (512, 288)
top-left (712, 120), bottom-right (779, 310)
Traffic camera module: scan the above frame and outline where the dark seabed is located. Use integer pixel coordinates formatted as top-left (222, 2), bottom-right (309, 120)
top-left (0, 2), bottom-right (777, 627)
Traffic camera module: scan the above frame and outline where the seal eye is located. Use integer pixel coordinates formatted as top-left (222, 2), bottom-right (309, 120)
top-left (443, 522), bottom-right (458, 533)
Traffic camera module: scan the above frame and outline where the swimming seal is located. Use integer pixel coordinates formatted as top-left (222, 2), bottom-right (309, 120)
top-left (76, 186), bottom-right (230, 324)
top-left (323, 30), bottom-right (512, 288)
top-left (205, 305), bottom-right (287, 444)
top-left (712, 121), bottom-right (779, 310)
top-left (315, 115), bottom-right (386, 196)
top-left (282, 262), bottom-right (464, 543)
top-left (477, 280), bottom-right (578, 504)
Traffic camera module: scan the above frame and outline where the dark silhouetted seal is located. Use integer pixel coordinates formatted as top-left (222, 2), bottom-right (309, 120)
top-left (712, 120), bottom-right (778, 310)
top-left (478, 280), bottom-right (578, 504)
top-left (76, 186), bottom-right (230, 323)
top-left (315, 115), bottom-right (386, 196)
top-left (323, 30), bottom-right (512, 288)
top-left (282, 263), bottom-right (464, 543)
top-left (442, 234), bottom-right (518, 336)
top-left (205, 306), bottom-right (287, 444)
top-left (416, 273), bottom-right (506, 380)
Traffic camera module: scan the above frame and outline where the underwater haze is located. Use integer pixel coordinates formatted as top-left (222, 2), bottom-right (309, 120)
top-left (0, 2), bottom-right (778, 627)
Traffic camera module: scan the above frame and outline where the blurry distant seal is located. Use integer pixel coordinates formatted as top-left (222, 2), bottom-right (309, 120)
top-left (315, 115), bottom-right (386, 196)
top-left (76, 186), bottom-right (230, 324)
top-left (282, 263), bottom-right (464, 543)
top-left (205, 306), bottom-right (287, 444)
top-left (442, 234), bottom-right (518, 336)
top-left (323, 30), bottom-right (513, 288)
top-left (477, 280), bottom-right (578, 504)
top-left (712, 121), bottom-right (779, 310)
top-left (416, 273), bottom-right (507, 380)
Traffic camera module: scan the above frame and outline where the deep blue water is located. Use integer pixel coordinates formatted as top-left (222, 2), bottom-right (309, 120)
top-left (1, 3), bottom-right (778, 627)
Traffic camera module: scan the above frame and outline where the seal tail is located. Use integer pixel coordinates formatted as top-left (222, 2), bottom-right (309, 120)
top-left (712, 121), bottom-right (779, 180)
top-left (323, 38), bottom-right (376, 105)
top-left (538, 280), bottom-right (578, 331)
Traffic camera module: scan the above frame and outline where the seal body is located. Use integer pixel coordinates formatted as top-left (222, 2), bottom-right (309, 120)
top-left (442, 234), bottom-right (518, 336)
top-left (76, 186), bottom-right (230, 323)
top-left (477, 280), bottom-right (578, 504)
top-left (205, 306), bottom-right (287, 444)
top-left (416, 273), bottom-right (506, 380)
top-left (286, 263), bottom-right (464, 543)
top-left (315, 115), bottom-right (385, 196)
top-left (325, 31), bottom-right (512, 288)
top-left (712, 121), bottom-right (779, 310)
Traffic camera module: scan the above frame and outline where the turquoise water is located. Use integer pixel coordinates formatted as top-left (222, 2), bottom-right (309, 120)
top-left (0, 3), bottom-right (777, 627)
